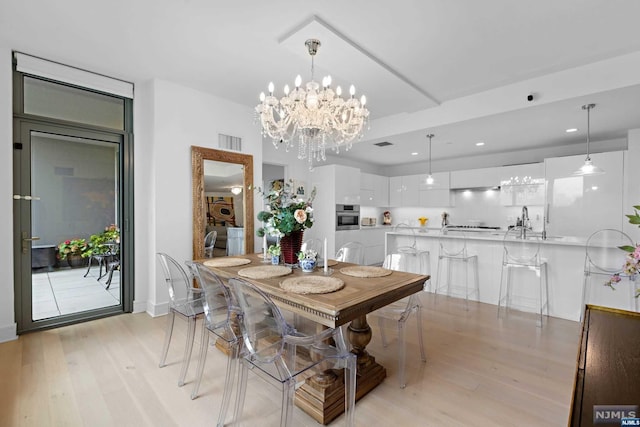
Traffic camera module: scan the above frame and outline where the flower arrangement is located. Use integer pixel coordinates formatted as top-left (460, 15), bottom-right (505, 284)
top-left (58, 238), bottom-right (88, 260)
top-left (256, 179), bottom-right (316, 238)
top-left (418, 216), bottom-right (429, 226)
top-left (297, 249), bottom-right (318, 261)
top-left (605, 205), bottom-right (640, 297)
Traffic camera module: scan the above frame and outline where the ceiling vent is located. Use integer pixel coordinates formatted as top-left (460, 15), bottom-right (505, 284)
top-left (374, 141), bottom-right (393, 147)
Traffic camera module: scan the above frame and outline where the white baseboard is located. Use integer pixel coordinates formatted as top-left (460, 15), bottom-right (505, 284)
top-left (0, 323), bottom-right (17, 343)
top-left (132, 300), bottom-right (148, 313)
top-left (146, 301), bottom-right (169, 317)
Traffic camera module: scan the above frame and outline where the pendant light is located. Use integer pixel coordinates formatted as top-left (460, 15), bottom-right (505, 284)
top-left (573, 103), bottom-right (604, 176)
top-left (425, 134), bottom-right (435, 185)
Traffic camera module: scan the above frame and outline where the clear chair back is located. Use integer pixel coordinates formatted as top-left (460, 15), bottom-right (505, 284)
top-left (229, 278), bottom-right (289, 364)
top-left (585, 229), bottom-right (634, 273)
top-left (393, 223), bottom-right (417, 254)
top-left (157, 252), bottom-right (195, 302)
top-left (503, 226), bottom-right (541, 265)
top-left (384, 252), bottom-right (427, 275)
top-left (191, 263), bottom-right (234, 330)
top-left (438, 227), bottom-right (467, 257)
top-left (335, 241), bottom-right (365, 264)
top-left (204, 230), bottom-right (217, 258)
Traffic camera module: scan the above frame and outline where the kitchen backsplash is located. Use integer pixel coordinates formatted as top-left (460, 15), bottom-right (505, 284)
top-left (363, 189), bottom-right (544, 231)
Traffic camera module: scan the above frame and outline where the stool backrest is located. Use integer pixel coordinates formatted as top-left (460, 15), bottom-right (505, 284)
top-left (585, 229), bottom-right (633, 274)
top-left (503, 226), bottom-right (541, 264)
top-left (438, 227), bottom-right (468, 257)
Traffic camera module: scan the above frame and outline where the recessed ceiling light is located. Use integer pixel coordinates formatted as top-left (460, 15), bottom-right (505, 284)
top-left (476, 142), bottom-right (485, 146)
top-left (566, 128), bottom-right (578, 133)
top-left (411, 152), bottom-right (418, 156)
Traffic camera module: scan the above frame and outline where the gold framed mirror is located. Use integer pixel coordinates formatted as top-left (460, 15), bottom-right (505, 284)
top-left (192, 146), bottom-right (254, 259)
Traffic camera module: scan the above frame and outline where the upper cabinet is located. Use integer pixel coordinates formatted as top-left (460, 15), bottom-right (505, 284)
top-left (389, 172), bottom-right (452, 207)
top-left (360, 172), bottom-right (389, 207)
top-left (418, 172), bottom-right (453, 207)
top-left (450, 167), bottom-right (502, 189)
top-left (499, 163), bottom-right (545, 205)
top-left (334, 165), bottom-right (360, 205)
top-left (544, 151), bottom-right (624, 237)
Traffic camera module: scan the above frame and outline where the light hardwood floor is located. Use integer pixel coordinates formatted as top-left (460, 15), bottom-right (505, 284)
top-left (0, 294), bottom-right (582, 427)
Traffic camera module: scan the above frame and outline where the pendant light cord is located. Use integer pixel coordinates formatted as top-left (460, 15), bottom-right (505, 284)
top-left (427, 134), bottom-right (434, 174)
top-left (583, 103), bottom-right (595, 161)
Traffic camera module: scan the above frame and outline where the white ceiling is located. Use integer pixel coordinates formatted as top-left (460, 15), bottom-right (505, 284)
top-left (2, 0), bottom-right (640, 166)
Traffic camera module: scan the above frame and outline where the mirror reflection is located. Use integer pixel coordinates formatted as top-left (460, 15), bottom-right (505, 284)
top-left (191, 146), bottom-right (254, 260)
top-left (203, 160), bottom-right (245, 257)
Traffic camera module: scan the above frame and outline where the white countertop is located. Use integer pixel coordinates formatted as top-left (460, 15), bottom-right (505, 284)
top-left (385, 229), bottom-right (587, 247)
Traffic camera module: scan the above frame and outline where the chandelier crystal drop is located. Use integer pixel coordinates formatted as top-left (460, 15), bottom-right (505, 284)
top-left (255, 39), bottom-right (370, 169)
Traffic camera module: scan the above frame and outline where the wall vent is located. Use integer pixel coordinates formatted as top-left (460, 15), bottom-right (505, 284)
top-left (219, 134), bottom-right (242, 151)
top-left (374, 141), bottom-right (393, 147)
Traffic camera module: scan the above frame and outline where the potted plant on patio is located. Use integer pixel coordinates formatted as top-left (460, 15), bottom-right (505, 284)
top-left (82, 224), bottom-right (120, 258)
top-left (58, 238), bottom-right (88, 268)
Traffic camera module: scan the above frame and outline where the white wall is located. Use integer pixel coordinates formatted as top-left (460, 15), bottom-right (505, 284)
top-left (0, 46), bottom-right (16, 341)
top-left (146, 79), bottom-right (262, 315)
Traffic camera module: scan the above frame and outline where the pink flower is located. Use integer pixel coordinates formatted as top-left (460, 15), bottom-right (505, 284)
top-left (294, 209), bottom-right (307, 224)
top-left (65, 240), bottom-right (71, 244)
top-left (633, 245), bottom-right (640, 260)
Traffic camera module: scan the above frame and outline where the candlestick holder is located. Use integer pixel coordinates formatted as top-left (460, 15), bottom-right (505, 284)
top-left (322, 268), bottom-right (334, 276)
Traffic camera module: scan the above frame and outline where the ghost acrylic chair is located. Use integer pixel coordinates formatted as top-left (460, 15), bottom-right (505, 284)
top-left (335, 241), bottom-right (365, 264)
top-left (369, 252), bottom-right (428, 388)
top-left (228, 277), bottom-right (356, 427)
top-left (156, 252), bottom-right (204, 387)
top-left (186, 262), bottom-right (239, 427)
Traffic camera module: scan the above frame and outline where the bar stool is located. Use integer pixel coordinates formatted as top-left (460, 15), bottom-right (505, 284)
top-left (582, 229), bottom-right (637, 320)
top-left (434, 227), bottom-right (479, 308)
top-left (392, 223), bottom-right (431, 289)
top-left (497, 226), bottom-right (548, 327)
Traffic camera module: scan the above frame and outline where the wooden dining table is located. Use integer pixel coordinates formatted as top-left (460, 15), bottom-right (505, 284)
top-left (200, 254), bottom-right (429, 424)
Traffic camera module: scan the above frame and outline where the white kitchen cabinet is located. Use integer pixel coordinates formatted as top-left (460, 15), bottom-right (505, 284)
top-left (360, 172), bottom-right (389, 206)
top-left (450, 167), bottom-right (502, 189)
top-left (418, 171), bottom-right (450, 190)
top-left (359, 227), bottom-right (387, 265)
top-left (499, 163), bottom-right (545, 206)
top-left (334, 165), bottom-right (361, 205)
top-left (401, 175), bottom-right (420, 206)
top-left (544, 151), bottom-right (624, 238)
top-left (389, 176), bottom-right (403, 207)
top-left (417, 171), bottom-right (453, 207)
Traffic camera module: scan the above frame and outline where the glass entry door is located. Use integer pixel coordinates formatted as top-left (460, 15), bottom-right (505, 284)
top-left (14, 122), bottom-right (125, 332)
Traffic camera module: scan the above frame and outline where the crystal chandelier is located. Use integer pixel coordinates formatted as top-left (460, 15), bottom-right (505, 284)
top-left (255, 39), bottom-right (370, 169)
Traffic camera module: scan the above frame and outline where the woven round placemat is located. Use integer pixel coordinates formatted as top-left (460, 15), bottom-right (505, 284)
top-left (279, 276), bottom-right (345, 294)
top-left (339, 266), bottom-right (393, 278)
top-left (204, 257), bottom-right (252, 268)
top-left (238, 265), bottom-right (292, 279)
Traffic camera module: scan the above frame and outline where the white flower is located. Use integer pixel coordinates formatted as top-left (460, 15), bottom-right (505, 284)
top-left (294, 209), bottom-right (307, 224)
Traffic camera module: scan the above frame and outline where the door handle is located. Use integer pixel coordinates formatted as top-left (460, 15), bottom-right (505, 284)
top-left (22, 232), bottom-right (40, 254)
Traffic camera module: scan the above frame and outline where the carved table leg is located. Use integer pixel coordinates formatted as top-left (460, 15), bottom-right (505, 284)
top-left (348, 314), bottom-right (387, 400)
top-left (296, 315), bottom-right (386, 424)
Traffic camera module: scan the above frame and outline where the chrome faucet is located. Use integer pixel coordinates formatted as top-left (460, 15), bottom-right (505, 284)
top-left (521, 206), bottom-right (529, 238)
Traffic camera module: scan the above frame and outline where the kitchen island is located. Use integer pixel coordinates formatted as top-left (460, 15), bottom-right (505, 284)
top-left (385, 229), bottom-right (637, 322)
